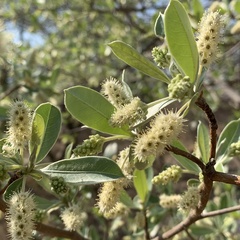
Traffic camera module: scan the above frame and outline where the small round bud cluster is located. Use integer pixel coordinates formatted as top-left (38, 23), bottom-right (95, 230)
top-left (60, 204), bottom-right (86, 231)
top-left (133, 111), bottom-right (184, 163)
top-left (152, 165), bottom-right (182, 185)
top-left (110, 97), bottom-right (147, 127)
top-left (5, 100), bottom-right (32, 152)
top-left (97, 180), bottom-right (124, 216)
top-left (196, 10), bottom-right (224, 67)
top-left (167, 74), bottom-right (192, 101)
top-left (6, 191), bottom-right (36, 240)
top-left (159, 194), bottom-right (182, 209)
top-left (103, 202), bottom-right (128, 219)
top-left (50, 176), bottom-right (69, 195)
top-left (0, 163), bottom-right (9, 181)
top-left (101, 77), bottom-right (132, 108)
top-left (229, 141), bottom-right (240, 156)
top-left (152, 46), bottom-right (171, 69)
top-left (178, 187), bottom-right (200, 213)
top-left (73, 134), bottom-right (104, 157)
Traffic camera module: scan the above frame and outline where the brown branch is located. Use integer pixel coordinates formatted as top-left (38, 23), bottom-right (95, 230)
top-left (195, 92), bottom-right (218, 160)
top-left (153, 205), bottom-right (240, 240)
top-left (212, 171), bottom-right (240, 185)
top-left (165, 145), bottom-right (205, 170)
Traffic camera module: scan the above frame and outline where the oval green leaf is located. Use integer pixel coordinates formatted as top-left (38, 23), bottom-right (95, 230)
top-left (197, 121), bottom-right (210, 163)
top-left (30, 103), bottom-right (62, 163)
top-left (164, 0), bottom-right (199, 82)
top-left (133, 169), bottom-right (149, 203)
top-left (3, 178), bottom-right (23, 202)
top-left (64, 86), bottom-right (131, 136)
top-left (216, 118), bottom-right (240, 162)
top-left (40, 156), bottom-right (124, 185)
top-left (108, 41), bottom-right (170, 83)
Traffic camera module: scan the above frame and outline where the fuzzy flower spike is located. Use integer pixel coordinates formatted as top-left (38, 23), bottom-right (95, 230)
top-left (6, 191), bottom-right (36, 240)
top-left (133, 111), bottom-right (184, 163)
top-left (197, 10), bottom-right (224, 68)
top-left (5, 100), bottom-right (32, 154)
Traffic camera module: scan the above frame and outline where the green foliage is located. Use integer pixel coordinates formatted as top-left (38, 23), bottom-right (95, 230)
top-left (30, 103), bottom-right (62, 163)
top-left (41, 156), bottom-right (124, 184)
top-left (108, 41), bottom-right (170, 83)
top-left (0, 0), bottom-right (239, 239)
top-left (64, 86), bottom-right (131, 136)
top-left (197, 121), bottom-right (210, 163)
top-left (164, 0), bottom-right (199, 82)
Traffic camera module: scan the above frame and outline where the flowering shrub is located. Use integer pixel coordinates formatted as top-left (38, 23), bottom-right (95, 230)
top-left (0, 1), bottom-right (240, 240)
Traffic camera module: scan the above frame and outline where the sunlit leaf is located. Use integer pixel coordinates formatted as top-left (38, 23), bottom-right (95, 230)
top-left (197, 121), bottom-right (210, 163)
top-left (164, 0), bottom-right (199, 82)
top-left (30, 103), bottom-right (62, 163)
top-left (3, 178), bottom-right (23, 202)
top-left (64, 86), bottom-right (131, 136)
top-left (108, 41), bottom-right (170, 83)
top-left (133, 169), bottom-right (149, 203)
top-left (216, 119), bottom-right (240, 162)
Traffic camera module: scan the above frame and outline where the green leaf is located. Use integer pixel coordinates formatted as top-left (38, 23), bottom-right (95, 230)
top-left (171, 139), bottom-right (201, 174)
top-left (108, 41), bottom-right (170, 83)
top-left (197, 121), bottom-right (210, 163)
top-left (164, 0), bottom-right (199, 82)
top-left (35, 195), bottom-right (59, 210)
top-left (30, 103), bottom-right (62, 163)
top-left (40, 156), bottom-right (124, 184)
top-left (192, 0), bottom-right (204, 21)
top-left (3, 178), bottom-right (23, 202)
top-left (154, 13), bottom-right (165, 37)
top-left (133, 169), bottom-right (149, 203)
top-left (64, 86), bottom-right (131, 136)
top-left (216, 119), bottom-right (240, 162)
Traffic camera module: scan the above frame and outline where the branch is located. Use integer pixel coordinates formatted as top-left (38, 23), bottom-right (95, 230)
top-left (195, 93), bottom-right (218, 160)
top-left (212, 171), bottom-right (240, 185)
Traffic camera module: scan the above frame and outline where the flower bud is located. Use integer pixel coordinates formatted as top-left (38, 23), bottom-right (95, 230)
top-left (50, 176), bottom-right (69, 195)
top-left (73, 134), bottom-right (104, 157)
top-left (167, 74), bottom-right (192, 101)
top-left (229, 141), bottom-right (240, 156)
top-left (152, 46), bottom-right (171, 69)
top-left (152, 165), bottom-right (182, 185)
